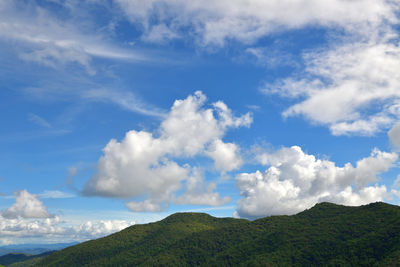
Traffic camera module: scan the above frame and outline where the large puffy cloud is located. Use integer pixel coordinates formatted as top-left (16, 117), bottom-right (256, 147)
top-left (236, 146), bottom-right (398, 218)
top-left (2, 190), bottom-right (52, 219)
top-left (116, 0), bottom-right (398, 46)
top-left (84, 91), bottom-right (251, 211)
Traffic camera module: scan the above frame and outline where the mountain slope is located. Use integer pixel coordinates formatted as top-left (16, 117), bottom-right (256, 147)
top-left (0, 251), bottom-right (54, 266)
top-left (0, 242), bottom-right (78, 256)
top-left (36, 202), bottom-right (400, 266)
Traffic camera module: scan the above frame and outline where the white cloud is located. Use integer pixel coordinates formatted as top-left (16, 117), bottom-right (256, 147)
top-left (0, 216), bottom-right (65, 239)
top-left (19, 44), bottom-right (96, 75)
top-left (125, 200), bottom-right (164, 212)
top-left (173, 168), bottom-right (231, 206)
top-left (2, 190), bottom-right (52, 219)
top-left (263, 32), bottom-right (400, 136)
top-left (205, 140), bottom-right (242, 173)
top-left (84, 130), bottom-right (189, 199)
top-left (84, 91), bottom-right (250, 211)
top-left (116, 0), bottom-right (398, 46)
top-left (0, 1), bottom-right (148, 74)
top-left (71, 220), bottom-right (133, 239)
top-left (236, 146), bottom-right (398, 218)
top-left (0, 189), bottom-right (134, 244)
top-left (82, 88), bottom-right (166, 118)
top-left (389, 121), bottom-right (400, 147)
top-left (0, 215), bottom-right (134, 244)
top-left (125, 167), bottom-right (233, 212)
top-left (245, 47), bottom-right (297, 68)
top-left (23, 85), bottom-right (166, 119)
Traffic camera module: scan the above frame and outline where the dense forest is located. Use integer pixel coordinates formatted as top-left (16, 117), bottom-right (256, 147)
top-left (0, 251), bottom-right (53, 267)
top-left (0, 202), bottom-right (396, 266)
top-left (29, 202), bottom-right (400, 266)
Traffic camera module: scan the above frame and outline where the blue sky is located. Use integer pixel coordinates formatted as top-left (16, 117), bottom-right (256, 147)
top-left (1, 0), bottom-right (400, 245)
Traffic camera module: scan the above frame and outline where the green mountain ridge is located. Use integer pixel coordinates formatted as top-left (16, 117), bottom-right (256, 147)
top-left (35, 202), bottom-right (400, 266)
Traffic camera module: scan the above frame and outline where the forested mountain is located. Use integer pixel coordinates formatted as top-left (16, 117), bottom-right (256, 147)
top-left (0, 251), bottom-right (53, 266)
top-left (35, 202), bottom-right (400, 266)
top-left (0, 243), bottom-right (77, 256)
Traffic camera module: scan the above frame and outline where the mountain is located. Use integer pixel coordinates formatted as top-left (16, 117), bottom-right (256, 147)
top-left (0, 251), bottom-right (54, 266)
top-left (35, 202), bottom-right (400, 266)
top-left (0, 243), bottom-right (78, 256)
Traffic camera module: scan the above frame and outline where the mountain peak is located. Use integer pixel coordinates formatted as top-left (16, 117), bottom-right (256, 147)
top-left (160, 212), bottom-right (219, 225)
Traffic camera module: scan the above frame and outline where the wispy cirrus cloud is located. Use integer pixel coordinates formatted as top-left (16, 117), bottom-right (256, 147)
top-left (81, 88), bottom-right (166, 118)
top-left (22, 75), bottom-right (166, 119)
top-left (0, 0), bottom-right (151, 75)
top-left (115, 0), bottom-right (398, 46)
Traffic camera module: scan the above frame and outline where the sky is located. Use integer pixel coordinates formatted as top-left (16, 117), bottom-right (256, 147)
top-left (1, 0), bottom-right (400, 245)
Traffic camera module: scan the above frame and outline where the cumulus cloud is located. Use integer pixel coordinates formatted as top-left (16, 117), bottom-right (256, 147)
top-left (71, 220), bottom-right (133, 239)
top-left (236, 146), bottom-right (398, 218)
top-left (0, 215), bottom-right (134, 244)
top-left (205, 140), bottom-right (242, 173)
top-left (2, 190), bottom-right (52, 219)
top-left (173, 168), bottom-right (231, 206)
top-left (116, 0), bottom-right (398, 46)
top-left (0, 190), bottom-right (134, 244)
top-left (0, 216), bottom-right (65, 239)
top-left (84, 91), bottom-right (251, 211)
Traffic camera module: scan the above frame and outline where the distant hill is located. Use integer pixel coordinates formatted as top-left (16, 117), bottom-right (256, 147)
top-left (36, 202), bottom-right (400, 266)
top-left (0, 243), bottom-right (78, 256)
top-left (0, 251), bottom-right (53, 266)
